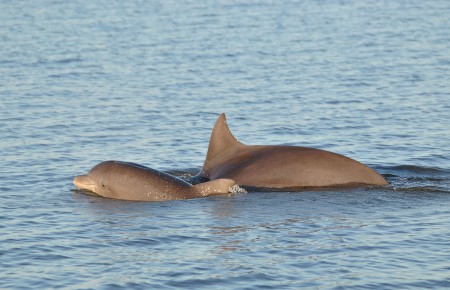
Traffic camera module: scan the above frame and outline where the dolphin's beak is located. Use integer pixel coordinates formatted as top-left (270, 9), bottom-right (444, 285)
top-left (73, 175), bottom-right (96, 192)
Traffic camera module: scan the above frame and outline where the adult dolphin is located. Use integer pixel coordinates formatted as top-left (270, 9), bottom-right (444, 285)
top-left (74, 161), bottom-right (236, 201)
top-left (192, 113), bottom-right (387, 189)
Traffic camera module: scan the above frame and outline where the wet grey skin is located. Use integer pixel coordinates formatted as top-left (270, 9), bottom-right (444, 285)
top-left (74, 161), bottom-right (236, 201)
top-left (192, 113), bottom-right (388, 189)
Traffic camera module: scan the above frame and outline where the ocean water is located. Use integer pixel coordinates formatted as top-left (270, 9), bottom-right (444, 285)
top-left (1, 0), bottom-right (450, 289)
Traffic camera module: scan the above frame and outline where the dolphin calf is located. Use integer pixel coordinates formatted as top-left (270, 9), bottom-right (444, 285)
top-left (74, 161), bottom-right (236, 201)
top-left (192, 113), bottom-right (387, 189)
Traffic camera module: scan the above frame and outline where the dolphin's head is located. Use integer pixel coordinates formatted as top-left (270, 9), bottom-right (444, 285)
top-left (73, 174), bottom-right (99, 193)
top-left (73, 162), bottom-right (116, 196)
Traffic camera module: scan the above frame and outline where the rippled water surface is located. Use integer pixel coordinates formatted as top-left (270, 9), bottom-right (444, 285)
top-left (1, 0), bottom-right (450, 289)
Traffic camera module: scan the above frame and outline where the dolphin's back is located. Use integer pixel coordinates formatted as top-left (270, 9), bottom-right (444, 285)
top-left (208, 146), bottom-right (387, 188)
top-left (89, 161), bottom-right (196, 201)
top-left (196, 113), bottom-right (387, 189)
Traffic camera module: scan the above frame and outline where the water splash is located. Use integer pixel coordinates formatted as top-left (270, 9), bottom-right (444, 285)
top-left (229, 184), bottom-right (247, 194)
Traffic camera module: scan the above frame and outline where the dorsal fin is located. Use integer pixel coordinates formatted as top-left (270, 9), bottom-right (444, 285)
top-left (204, 113), bottom-right (243, 164)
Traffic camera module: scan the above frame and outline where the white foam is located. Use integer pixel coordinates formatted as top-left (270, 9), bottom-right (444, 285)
top-left (229, 184), bottom-right (247, 194)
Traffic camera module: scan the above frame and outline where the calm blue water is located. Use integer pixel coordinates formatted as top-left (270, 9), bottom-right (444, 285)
top-left (1, 0), bottom-right (450, 289)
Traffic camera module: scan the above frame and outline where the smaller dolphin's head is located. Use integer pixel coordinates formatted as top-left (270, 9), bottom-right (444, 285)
top-left (74, 162), bottom-right (116, 196)
top-left (73, 175), bottom-right (99, 193)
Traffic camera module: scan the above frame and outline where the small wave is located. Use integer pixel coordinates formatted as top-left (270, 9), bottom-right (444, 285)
top-left (386, 165), bottom-right (446, 174)
top-left (54, 57), bottom-right (83, 64)
top-left (390, 186), bottom-right (450, 194)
